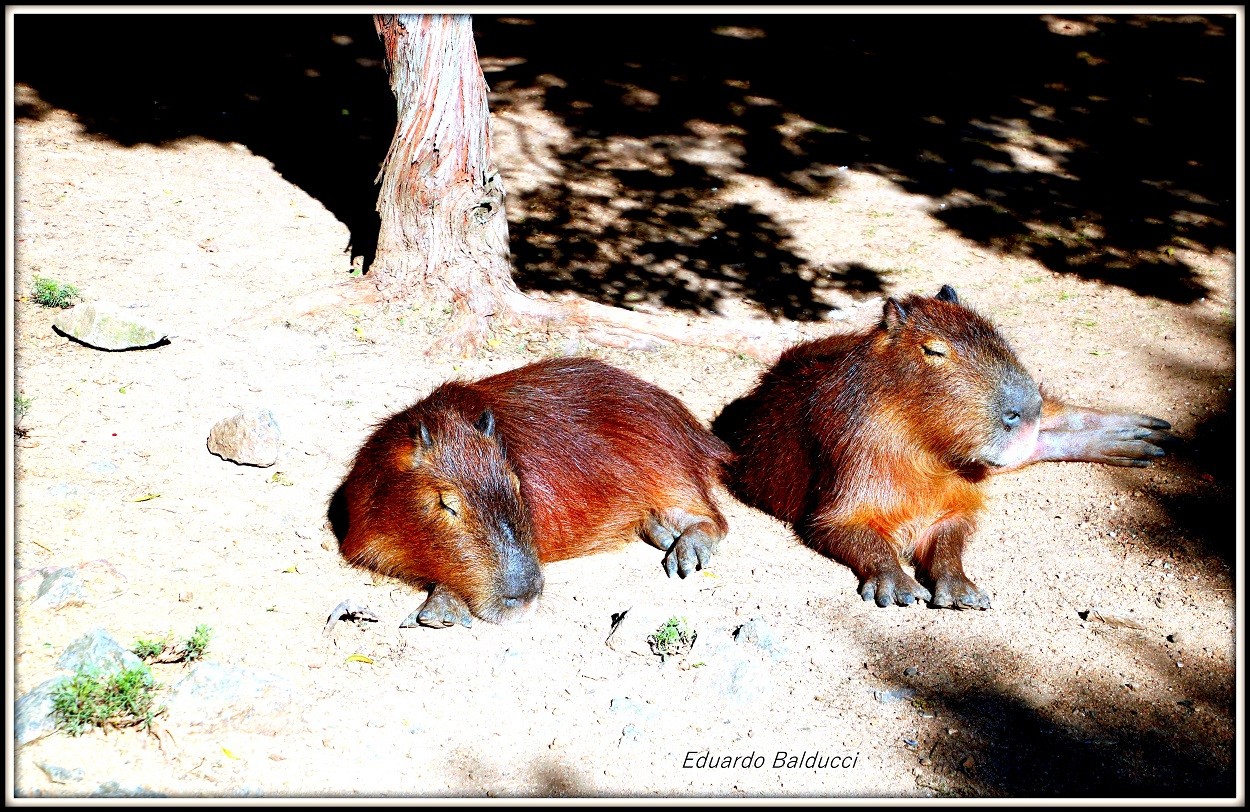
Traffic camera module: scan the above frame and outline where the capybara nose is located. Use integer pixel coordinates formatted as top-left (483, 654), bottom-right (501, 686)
top-left (498, 525), bottom-right (544, 601)
top-left (1001, 376), bottom-right (1042, 432)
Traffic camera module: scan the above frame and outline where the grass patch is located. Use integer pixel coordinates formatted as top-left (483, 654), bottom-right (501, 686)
top-left (52, 665), bottom-right (163, 735)
top-left (133, 624), bottom-right (213, 665)
top-left (647, 616), bottom-right (697, 662)
top-left (31, 276), bottom-right (80, 308)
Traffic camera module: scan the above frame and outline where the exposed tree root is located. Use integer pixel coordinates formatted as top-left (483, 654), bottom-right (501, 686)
top-left (233, 275), bottom-right (876, 365)
top-left (231, 279), bottom-right (384, 329)
top-left (499, 288), bottom-right (823, 363)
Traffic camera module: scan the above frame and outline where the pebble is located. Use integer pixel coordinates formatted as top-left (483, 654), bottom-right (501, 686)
top-left (207, 409), bottom-right (281, 467)
top-left (874, 687), bottom-right (918, 704)
top-left (36, 762), bottom-right (85, 784)
top-left (163, 662), bottom-right (297, 734)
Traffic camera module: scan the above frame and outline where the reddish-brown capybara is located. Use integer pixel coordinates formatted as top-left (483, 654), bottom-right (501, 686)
top-left (337, 357), bottom-right (730, 628)
top-left (712, 285), bottom-right (1175, 610)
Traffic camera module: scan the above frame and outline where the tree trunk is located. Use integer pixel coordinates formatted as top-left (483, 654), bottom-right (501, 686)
top-left (371, 14), bottom-right (517, 350)
top-left (351, 13), bottom-right (827, 361)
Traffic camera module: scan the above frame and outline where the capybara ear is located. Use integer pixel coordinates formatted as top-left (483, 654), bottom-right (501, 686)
top-left (410, 421), bottom-right (435, 455)
top-left (882, 297), bottom-right (909, 335)
top-left (936, 285), bottom-right (960, 304)
top-left (406, 421), bottom-right (437, 468)
top-left (476, 408), bottom-right (496, 439)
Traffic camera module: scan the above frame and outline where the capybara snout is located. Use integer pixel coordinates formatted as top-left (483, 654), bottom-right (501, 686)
top-left (340, 393), bottom-right (543, 626)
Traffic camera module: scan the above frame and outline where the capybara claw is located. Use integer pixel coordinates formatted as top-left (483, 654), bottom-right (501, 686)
top-left (662, 536), bottom-right (711, 579)
top-left (931, 575), bottom-right (991, 610)
top-left (402, 587), bottom-right (473, 629)
top-left (860, 571), bottom-right (931, 607)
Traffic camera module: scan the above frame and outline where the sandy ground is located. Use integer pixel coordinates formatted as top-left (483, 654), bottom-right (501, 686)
top-left (7, 12), bottom-right (1241, 800)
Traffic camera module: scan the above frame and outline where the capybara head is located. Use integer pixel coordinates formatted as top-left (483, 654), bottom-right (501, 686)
top-left (875, 285), bottom-right (1043, 469)
top-left (391, 393), bottom-right (543, 623)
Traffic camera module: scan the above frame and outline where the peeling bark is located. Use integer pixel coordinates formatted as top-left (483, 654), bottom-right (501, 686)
top-left (359, 13), bottom-right (818, 360)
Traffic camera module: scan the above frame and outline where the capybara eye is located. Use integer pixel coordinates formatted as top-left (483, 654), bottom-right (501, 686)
top-left (439, 491), bottom-right (461, 518)
top-left (922, 342), bottom-right (948, 358)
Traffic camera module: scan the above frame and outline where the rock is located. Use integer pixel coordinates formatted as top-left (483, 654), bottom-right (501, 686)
top-left (874, 687), bottom-right (918, 704)
top-left (207, 410), bottom-right (281, 467)
top-left (163, 662), bottom-right (296, 734)
top-left (732, 617), bottom-right (786, 661)
top-left (31, 567), bottom-right (87, 611)
top-left (711, 658), bottom-right (769, 703)
top-left (90, 781), bottom-right (165, 798)
top-left (14, 677), bottom-right (69, 747)
top-left (608, 696), bottom-right (657, 721)
top-left (51, 302), bottom-right (169, 350)
top-left (36, 762), bottom-right (85, 784)
top-left (56, 628), bottom-right (143, 674)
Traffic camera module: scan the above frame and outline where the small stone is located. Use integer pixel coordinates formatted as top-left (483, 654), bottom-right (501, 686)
top-left (733, 617), bottom-right (785, 661)
top-left (36, 762), bottom-right (85, 784)
top-left (163, 663), bottom-right (296, 734)
top-left (14, 677), bottom-right (69, 747)
top-left (90, 781), bottom-right (165, 798)
top-left (32, 568), bottom-right (87, 610)
top-left (874, 687), bottom-right (917, 704)
top-left (52, 302), bottom-right (169, 351)
top-left (57, 628), bottom-right (142, 675)
top-left (903, 666), bottom-right (920, 677)
top-left (207, 409), bottom-right (281, 467)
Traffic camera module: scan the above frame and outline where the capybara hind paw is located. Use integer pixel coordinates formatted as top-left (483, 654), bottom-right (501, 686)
top-left (930, 575), bottom-right (992, 610)
top-left (859, 571), bottom-right (932, 607)
top-left (401, 585), bottom-right (473, 629)
top-left (662, 534), bottom-right (712, 579)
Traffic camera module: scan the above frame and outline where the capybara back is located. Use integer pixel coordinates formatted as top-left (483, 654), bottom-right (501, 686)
top-left (338, 357), bottom-right (730, 627)
top-left (714, 285), bottom-right (1174, 610)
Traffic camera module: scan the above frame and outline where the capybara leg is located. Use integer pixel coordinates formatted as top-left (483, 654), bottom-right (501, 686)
top-left (915, 518), bottom-right (991, 610)
top-left (641, 508), bottom-right (723, 579)
top-left (803, 519), bottom-right (931, 607)
top-left (400, 583), bottom-right (474, 629)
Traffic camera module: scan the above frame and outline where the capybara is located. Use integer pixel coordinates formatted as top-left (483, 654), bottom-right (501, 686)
top-left (713, 285), bottom-right (1174, 610)
top-left (337, 357), bottom-right (730, 628)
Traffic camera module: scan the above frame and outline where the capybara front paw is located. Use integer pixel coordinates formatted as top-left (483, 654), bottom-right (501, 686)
top-left (1096, 425), bottom-right (1175, 466)
top-left (662, 535), bottom-right (712, 578)
top-left (930, 574), bottom-right (992, 610)
top-left (401, 586), bottom-right (473, 629)
top-left (859, 570), bottom-right (932, 607)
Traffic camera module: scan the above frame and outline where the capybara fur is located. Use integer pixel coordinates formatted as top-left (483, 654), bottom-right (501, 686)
top-left (713, 285), bottom-right (1174, 610)
top-left (337, 357), bottom-right (730, 627)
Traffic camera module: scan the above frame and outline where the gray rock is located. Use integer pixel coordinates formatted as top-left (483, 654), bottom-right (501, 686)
top-left (692, 647), bottom-right (770, 704)
top-left (56, 628), bottom-right (143, 675)
top-left (32, 567), bottom-right (87, 611)
top-left (14, 677), bottom-right (69, 747)
top-left (608, 696), bottom-right (658, 721)
top-left (733, 617), bottom-right (786, 661)
top-left (90, 781), bottom-right (165, 798)
top-left (36, 762), bottom-right (85, 784)
top-left (163, 662), bottom-right (296, 734)
top-left (874, 686), bottom-right (918, 704)
top-left (52, 302), bottom-right (168, 350)
top-left (207, 409), bottom-right (281, 467)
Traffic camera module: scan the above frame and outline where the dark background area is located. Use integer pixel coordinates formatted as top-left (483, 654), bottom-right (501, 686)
top-left (14, 13), bottom-right (1236, 319)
